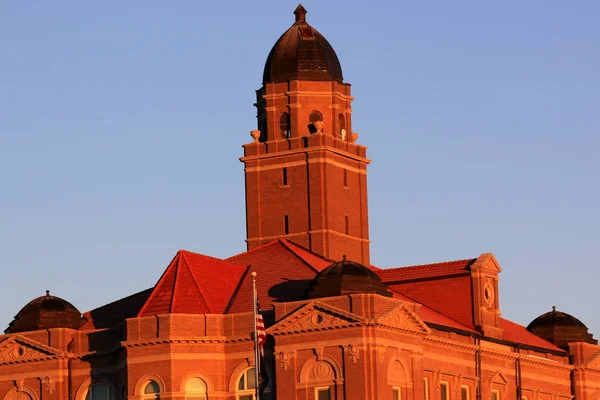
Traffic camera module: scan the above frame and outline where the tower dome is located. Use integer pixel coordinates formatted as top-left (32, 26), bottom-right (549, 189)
top-left (527, 306), bottom-right (597, 350)
top-left (308, 256), bottom-right (391, 299)
top-left (262, 5), bottom-right (344, 84)
top-left (5, 290), bottom-right (85, 334)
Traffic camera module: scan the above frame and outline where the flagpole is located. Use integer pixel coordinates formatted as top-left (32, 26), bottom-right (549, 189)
top-left (251, 271), bottom-right (261, 400)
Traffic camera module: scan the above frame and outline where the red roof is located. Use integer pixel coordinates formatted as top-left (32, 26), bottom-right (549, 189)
top-left (389, 289), bottom-right (476, 333)
top-left (377, 259), bottom-right (476, 329)
top-left (138, 250), bottom-right (246, 316)
top-left (76, 241), bottom-right (562, 353)
top-left (225, 240), bottom-right (332, 313)
top-left (501, 318), bottom-right (562, 352)
top-left (378, 259), bottom-right (475, 282)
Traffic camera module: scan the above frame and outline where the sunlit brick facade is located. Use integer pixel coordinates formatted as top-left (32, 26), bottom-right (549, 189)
top-left (2, 5), bottom-right (599, 400)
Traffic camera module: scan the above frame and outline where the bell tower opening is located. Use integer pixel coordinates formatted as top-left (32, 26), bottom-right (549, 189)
top-left (241, 5), bottom-right (371, 265)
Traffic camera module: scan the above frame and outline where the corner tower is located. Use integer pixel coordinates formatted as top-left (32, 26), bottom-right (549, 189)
top-left (241, 5), bottom-right (371, 265)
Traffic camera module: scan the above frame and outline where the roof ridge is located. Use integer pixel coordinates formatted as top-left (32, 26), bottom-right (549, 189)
top-left (137, 252), bottom-right (181, 317)
top-left (280, 239), bottom-right (328, 274)
top-left (383, 258), bottom-right (477, 272)
top-left (224, 265), bottom-right (252, 314)
top-left (226, 240), bottom-right (283, 260)
top-left (178, 249), bottom-right (229, 263)
top-left (387, 286), bottom-right (473, 330)
top-left (179, 252), bottom-right (213, 314)
top-left (170, 252), bottom-right (183, 313)
top-left (282, 239), bottom-right (334, 262)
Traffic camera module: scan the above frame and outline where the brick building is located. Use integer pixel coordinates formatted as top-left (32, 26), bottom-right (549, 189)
top-left (2, 5), bottom-right (600, 400)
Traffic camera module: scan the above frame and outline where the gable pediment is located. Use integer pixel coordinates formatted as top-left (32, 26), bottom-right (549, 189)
top-left (375, 303), bottom-right (431, 335)
top-left (0, 335), bottom-right (63, 365)
top-left (268, 302), bottom-right (365, 335)
top-left (471, 253), bottom-right (502, 274)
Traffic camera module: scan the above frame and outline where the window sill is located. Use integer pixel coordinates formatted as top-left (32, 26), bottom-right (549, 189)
top-left (279, 185), bottom-right (291, 189)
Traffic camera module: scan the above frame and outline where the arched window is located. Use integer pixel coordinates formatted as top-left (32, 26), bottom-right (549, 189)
top-left (388, 360), bottom-right (408, 400)
top-left (308, 111), bottom-right (324, 134)
top-left (142, 381), bottom-right (160, 399)
top-left (86, 383), bottom-right (115, 400)
top-left (309, 110), bottom-right (323, 123)
top-left (279, 112), bottom-right (291, 138)
top-left (236, 368), bottom-right (256, 400)
top-left (185, 378), bottom-right (208, 400)
top-left (338, 114), bottom-right (345, 131)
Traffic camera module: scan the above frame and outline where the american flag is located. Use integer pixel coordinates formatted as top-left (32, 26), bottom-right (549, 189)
top-left (256, 299), bottom-right (267, 356)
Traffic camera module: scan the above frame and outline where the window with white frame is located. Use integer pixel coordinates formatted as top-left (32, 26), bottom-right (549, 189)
top-left (491, 390), bottom-right (500, 400)
top-left (85, 383), bottom-right (115, 400)
top-left (237, 368), bottom-right (256, 400)
top-left (393, 386), bottom-right (402, 400)
top-left (315, 386), bottom-right (331, 400)
top-left (423, 377), bottom-right (429, 400)
top-left (185, 378), bottom-right (208, 400)
top-left (142, 381), bottom-right (160, 399)
top-left (440, 382), bottom-right (449, 400)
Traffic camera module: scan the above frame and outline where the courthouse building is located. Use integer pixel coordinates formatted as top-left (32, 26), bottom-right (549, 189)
top-left (2, 5), bottom-right (600, 400)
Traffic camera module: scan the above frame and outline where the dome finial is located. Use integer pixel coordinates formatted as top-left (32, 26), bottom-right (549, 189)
top-left (46, 290), bottom-right (50, 296)
top-left (294, 4), bottom-right (307, 22)
top-left (342, 254), bottom-right (347, 261)
top-left (552, 305), bottom-right (557, 313)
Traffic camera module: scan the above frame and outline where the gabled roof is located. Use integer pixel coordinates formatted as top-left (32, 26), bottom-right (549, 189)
top-left (74, 241), bottom-right (564, 353)
top-left (389, 289), bottom-right (476, 333)
top-left (377, 258), bottom-right (476, 283)
top-left (378, 258), bottom-right (476, 329)
top-left (225, 240), bottom-right (332, 313)
top-left (138, 250), bottom-right (246, 317)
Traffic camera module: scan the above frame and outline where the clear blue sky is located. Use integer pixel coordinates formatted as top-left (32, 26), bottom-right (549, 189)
top-left (1, 1), bottom-right (599, 336)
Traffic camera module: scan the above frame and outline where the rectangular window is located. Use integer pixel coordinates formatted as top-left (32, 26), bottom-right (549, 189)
top-left (491, 391), bottom-right (499, 400)
top-left (284, 215), bottom-right (289, 235)
top-left (345, 216), bottom-right (349, 235)
top-left (315, 387), bottom-right (331, 400)
top-left (440, 382), bottom-right (449, 400)
top-left (282, 167), bottom-right (288, 185)
top-left (461, 386), bottom-right (469, 400)
top-left (393, 387), bottom-right (402, 400)
top-left (343, 168), bottom-right (348, 187)
top-left (424, 378), bottom-right (429, 400)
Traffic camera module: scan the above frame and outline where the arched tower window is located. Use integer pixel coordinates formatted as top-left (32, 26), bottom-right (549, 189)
top-left (142, 381), bottom-right (160, 399)
top-left (86, 384), bottom-right (115, 400)
top-left (279, 112), bottom-right (291, 138)
top-left (338, 114), bottom-right (345, 131)
top-left (309, 111), bottom-right (323, 123)
top-left (185, 378), bottom-right (208, 400)
top-left (236, 368), bottom-right (256, 400)
top-left (309, 110), bottom-right (323, 134)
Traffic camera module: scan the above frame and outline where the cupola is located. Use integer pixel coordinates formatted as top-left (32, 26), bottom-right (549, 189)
top-left (527, 306), bottom-right (597, 350)
top-left (308, 256), bottom-right (391, 299)
top-left (5, 290), bottom-right (85, 334)
top-left (262, 4), bottom-right (344, 84)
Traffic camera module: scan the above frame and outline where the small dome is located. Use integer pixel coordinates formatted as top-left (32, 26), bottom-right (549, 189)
top-left (527, 306), bottom-right (597, 350)
top-left (263, 5), bottom-right (344, 84)
top-left (309, 256), bottom-right (391, 299)
top-left (5, 290), bottom-right (85, 334)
